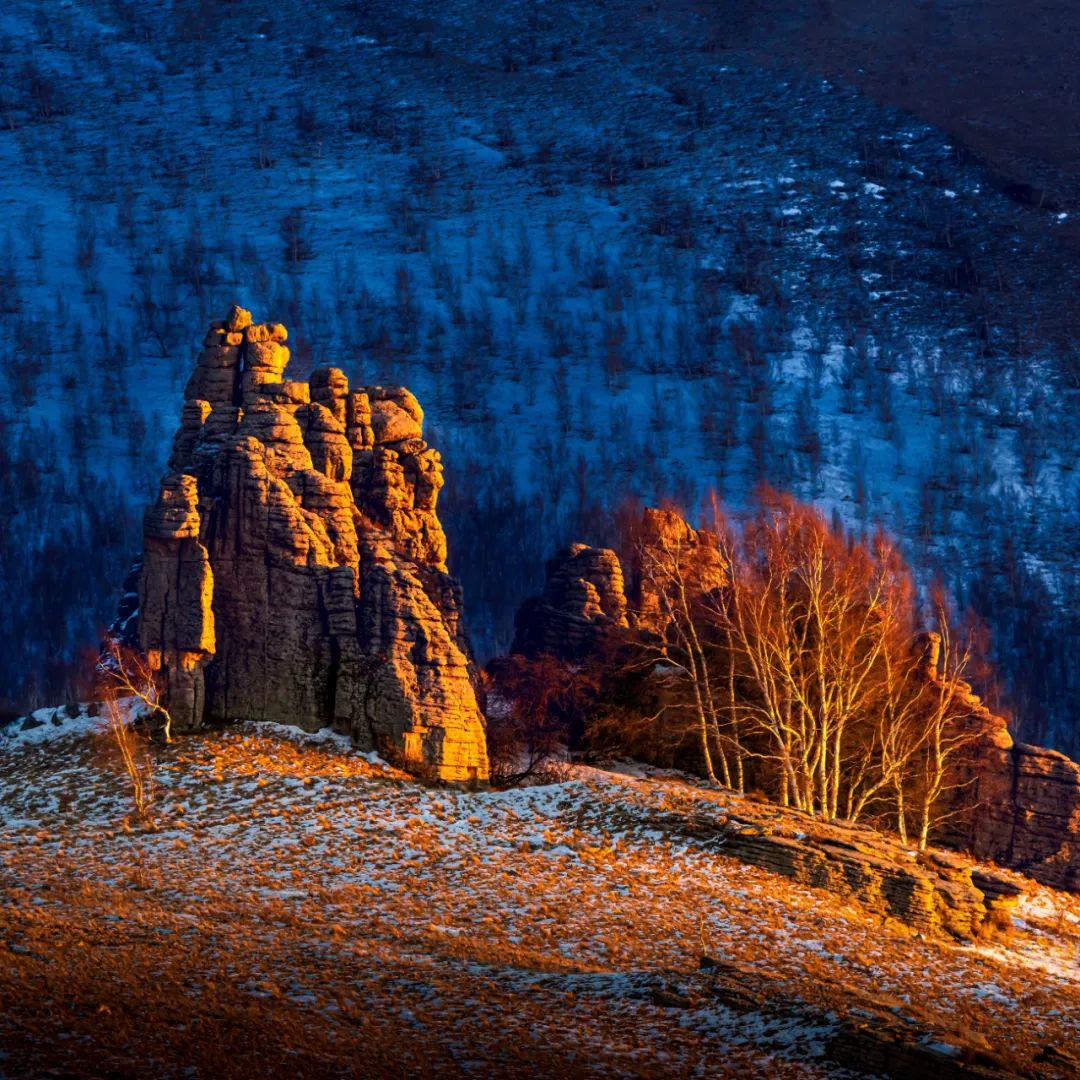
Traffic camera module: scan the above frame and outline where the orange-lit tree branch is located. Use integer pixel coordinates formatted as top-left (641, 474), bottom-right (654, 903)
top-left (97, 638), bottom-right (174, 743)
top-left (95, 639), bottom-right (163, 824)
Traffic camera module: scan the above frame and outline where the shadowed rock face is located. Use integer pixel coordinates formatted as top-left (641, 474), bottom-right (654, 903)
top-left (945, 714), bottom-right (1080, 892)
top-left (512, 544), bottom-right (629, 659)
top-left (512, 507), bottom-right (725, 657)
top-left (902, 662), bottom-right (1080, 892)
top-left (135, 306), bottom-right (488, 783)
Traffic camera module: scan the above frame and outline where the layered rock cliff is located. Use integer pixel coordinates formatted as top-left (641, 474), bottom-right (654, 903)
top-left (131, 306), bottom-right (488, 782)
top-left (945, 719), bottom-right (1080, 892)
top-left (512, 508), bottom-right (724, 656)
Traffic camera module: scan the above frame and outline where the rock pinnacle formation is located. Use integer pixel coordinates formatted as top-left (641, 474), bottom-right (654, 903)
top-left (133, 305), bottom-right (488, 782)
top-left (512, 508), bottom-right (725, 656)
top-left (512, 543), bottom-right (629, 659)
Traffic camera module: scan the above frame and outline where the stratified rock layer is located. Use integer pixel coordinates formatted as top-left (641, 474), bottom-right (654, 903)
top-left (651, 792), bottom-right (1022, 941)
top-left (946, 719), bottom-right (1080, 892)
top-left (136, 307), bottom-right (488, 782)
top-left (512, 544), bottom-right (628, 658)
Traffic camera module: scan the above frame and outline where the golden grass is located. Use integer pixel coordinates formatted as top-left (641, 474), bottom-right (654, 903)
top-left (0, 727), bottom-right (1077, 1078)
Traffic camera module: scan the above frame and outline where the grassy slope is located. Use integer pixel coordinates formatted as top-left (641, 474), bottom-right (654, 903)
top-left (0, 720), bottom-right (1077, 1077)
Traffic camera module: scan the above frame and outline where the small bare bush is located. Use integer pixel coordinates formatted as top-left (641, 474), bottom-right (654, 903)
top-left (95, 640), bottom-right (173, 824)
top-left (101, 693), bottom-right (156, 825)
top-left (485, 654), bottom-right (598, 787)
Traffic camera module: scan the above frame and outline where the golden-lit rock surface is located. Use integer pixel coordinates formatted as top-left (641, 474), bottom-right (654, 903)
top-left (136, 307), bottom-right (488, 783)
top-left (631, 506), bottom-right (727, 635)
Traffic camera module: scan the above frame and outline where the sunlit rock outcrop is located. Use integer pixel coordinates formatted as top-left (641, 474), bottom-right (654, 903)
top-left (516, 507), bottom-right (1080, 891)
top-left (694, 802), bottom-right (1021, 941)
top-left (629, 507), bottom-right (727, 636)
top-left (905, 642), bottom-right (1080, 891)
top-left (511, 507), bottom-right (723, 657)
top-left (132, 306), bottom-right (488, 783)
top-left (943, 706), bottom-right (1080, 892)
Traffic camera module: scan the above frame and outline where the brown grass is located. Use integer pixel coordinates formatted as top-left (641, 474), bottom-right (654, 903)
top-left (0, 727), bottom-right (1077, 1077)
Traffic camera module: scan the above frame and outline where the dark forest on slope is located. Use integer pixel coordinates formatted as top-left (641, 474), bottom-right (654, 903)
top-left (1, 0), bottom-right (1079, 754)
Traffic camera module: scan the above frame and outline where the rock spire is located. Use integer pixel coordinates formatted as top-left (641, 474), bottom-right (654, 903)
top-left (133, 306), bottom-right (488, 783)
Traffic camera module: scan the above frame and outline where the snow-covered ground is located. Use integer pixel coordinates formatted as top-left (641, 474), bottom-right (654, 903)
top-left (0, 720), bottom-right (1078, 1076)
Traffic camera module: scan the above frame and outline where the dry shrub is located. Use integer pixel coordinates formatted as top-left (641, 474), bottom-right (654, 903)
top-left (484, 654), bottom-right (599, 787)
top-left (98, 696), bottom-right (156, 825)
top-left (94, 639), bottom-right (169, 824)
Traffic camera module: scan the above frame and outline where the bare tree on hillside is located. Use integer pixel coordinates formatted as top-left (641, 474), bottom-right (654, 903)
top-left (97, 639), bottom-right (175, 743)
top-left (484, 654), bottom-right (598, 787)
top-left (631, 524), bottom-right (734, 788)
top-left (912, 603), bottom-right (985, 850)
top-left (95, 640), bottom-right (172, 824)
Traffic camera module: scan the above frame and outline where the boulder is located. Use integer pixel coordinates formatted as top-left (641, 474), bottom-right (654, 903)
top-left (370, 401), bottom-right (422, 444)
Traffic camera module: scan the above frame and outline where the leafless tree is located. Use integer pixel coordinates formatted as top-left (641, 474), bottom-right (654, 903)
top-left (95, 640), bottom-right (171, 823)
top-left (485, 654), bottom-right (598, 787)
top-left (97, 638), bottom-right (175, 743)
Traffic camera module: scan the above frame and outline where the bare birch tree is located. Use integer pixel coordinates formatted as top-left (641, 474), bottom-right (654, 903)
top-left (96, 639), bottom-right (175, 743)
top-left (634, 534), bottom-right (727, 785)
top-left (95, 640), bottom-right (169, 824)
top-left (680, 492), bottom-right (990, 839)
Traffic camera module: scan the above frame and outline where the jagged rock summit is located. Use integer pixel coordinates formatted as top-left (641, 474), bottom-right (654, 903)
top-left (512, 543), bottom-right (629, 659)
top-left (133, 305), bottom-right (489, 782)
top-left (512, 507), bottom-right (725, 657)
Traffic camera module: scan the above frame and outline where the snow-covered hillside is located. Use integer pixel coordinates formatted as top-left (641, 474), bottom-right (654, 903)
top-left (1, 0), bottom-right (1078, 750)
top-left (1, 719), bottom-right (1078, 1076)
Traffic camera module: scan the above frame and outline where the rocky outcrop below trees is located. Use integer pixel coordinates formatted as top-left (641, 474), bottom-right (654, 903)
top-left (129, 306), bottom-right (488, 783)
top-left (648, 789), bottom-right (1022, 941)
top-left (947, 723), bottom-right (1080, 892)
top-left (514, 507), bottom-right (1080, 892)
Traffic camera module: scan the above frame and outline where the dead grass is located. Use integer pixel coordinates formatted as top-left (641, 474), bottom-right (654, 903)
top-left (0, 726), bottom-right (1077, 1077)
